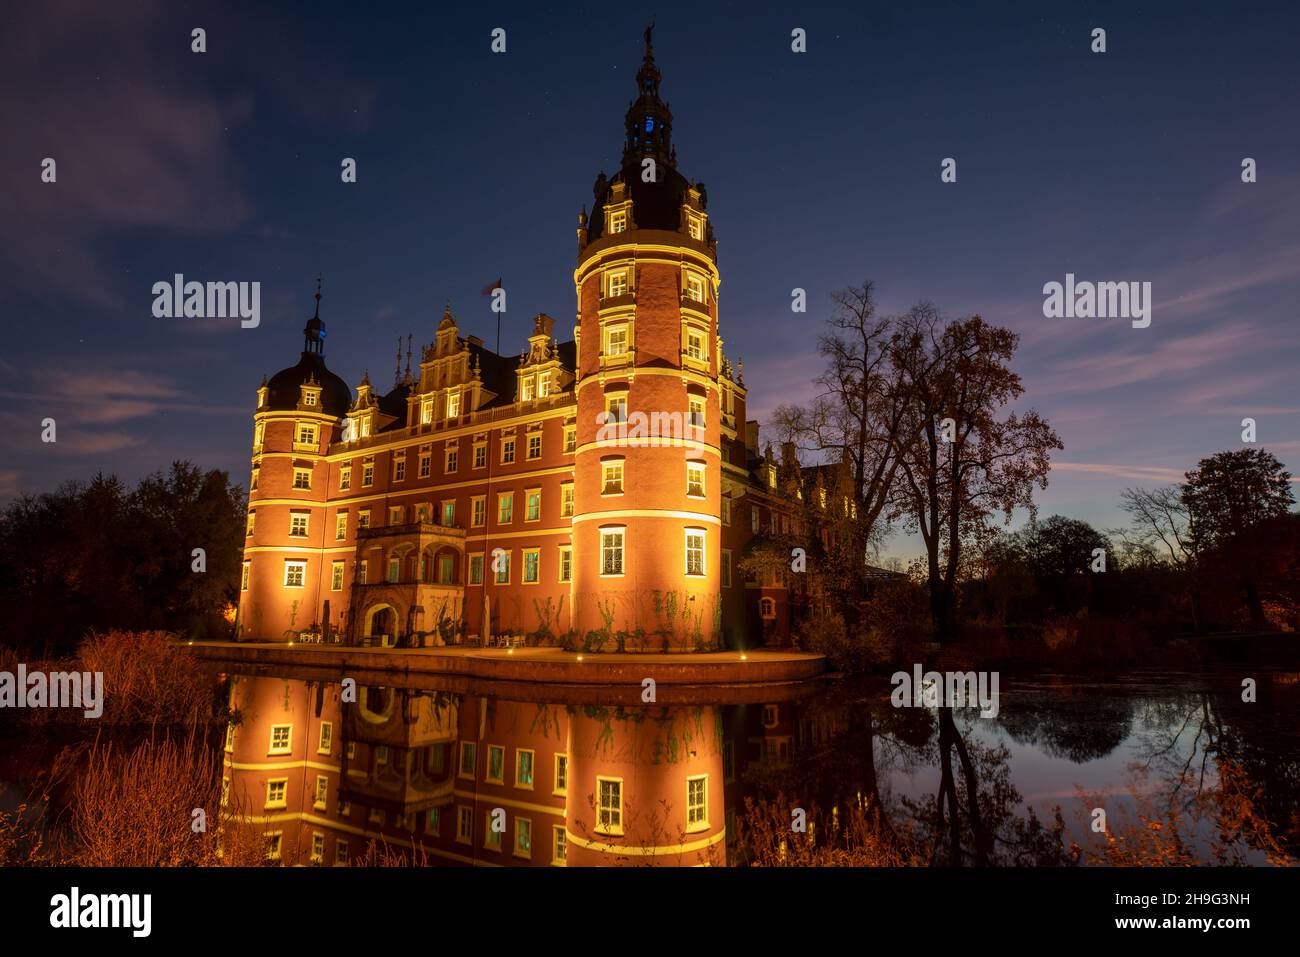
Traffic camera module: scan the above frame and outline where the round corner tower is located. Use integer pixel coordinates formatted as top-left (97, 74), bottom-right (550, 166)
top-left (570, 30), bottom-right (723, 650)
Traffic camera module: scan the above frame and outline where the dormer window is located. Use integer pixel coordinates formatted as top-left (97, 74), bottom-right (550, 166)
top-left (421, 399), bottom-right (433, 425)
top-left (687, 214), bottom-right (702, 241)
top-left (303, 391), bottom-right (317, 407)
top-left (538, 374), bottom-right (550, 398)
top-left (521, 377), bottom-right (535, 402)
top-left (447, 392), bottom-right (461, 417)
top-left (610, 210), bottom-right (627, 233)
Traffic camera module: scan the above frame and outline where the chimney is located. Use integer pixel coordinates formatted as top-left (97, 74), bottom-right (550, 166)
top-left (745, 420), bottom-right (760, 454)
top-left (781, 441), bottom-right (798, 470)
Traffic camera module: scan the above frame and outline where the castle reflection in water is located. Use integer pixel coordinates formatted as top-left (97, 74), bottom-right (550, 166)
top-left (219, 668), bottom-right (812, 867)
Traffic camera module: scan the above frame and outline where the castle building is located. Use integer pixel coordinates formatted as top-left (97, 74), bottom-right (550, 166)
top-left (236, 34), bottom-right (794, 651)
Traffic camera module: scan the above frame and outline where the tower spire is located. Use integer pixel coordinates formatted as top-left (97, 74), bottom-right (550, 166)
top-left (623, 24), bottom-right (673, 170)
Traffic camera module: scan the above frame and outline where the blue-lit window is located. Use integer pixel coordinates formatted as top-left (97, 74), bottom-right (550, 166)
top-left (644, 117), bottom-right (654, 133)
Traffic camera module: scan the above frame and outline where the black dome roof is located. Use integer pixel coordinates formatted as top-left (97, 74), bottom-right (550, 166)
top-left (265, 351), bottom-right (352, 417)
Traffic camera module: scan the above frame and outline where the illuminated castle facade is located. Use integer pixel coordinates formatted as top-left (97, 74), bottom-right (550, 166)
top-left (236, 35), bottom-right (794, 651)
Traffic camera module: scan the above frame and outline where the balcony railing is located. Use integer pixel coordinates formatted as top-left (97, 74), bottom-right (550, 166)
top-left (356, 521), bottom-right (466, 541)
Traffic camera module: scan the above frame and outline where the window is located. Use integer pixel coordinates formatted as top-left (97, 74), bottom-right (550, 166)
top-left (456, 806), bottom-right (473, 844)
top-left (602, 460), bottom-right (624, 495)
top-left (498, 492), bottom-right (513, 524)
top-left (687, 462), bottom-right (706, 498)
top-left (610, 209), bottom-right (627, 233)
top-left (600, 529), bottom-right (625, 576)
top-left (760, 597), bottom-right (777, 620)
top-left (763, 705), bottom-right (778, 727)
top-left (426, 807), bottom-right (441, 835)
top-left (362, 462), bottom-right (374, 486)
top-left (335, 841), bottom-right (348, 866)
top-left (334, 512), bottom-right (347, 541)
top-left (686, 274), bottom-right (705, 303)
top-left (269, 725), bottom-right (292, 755)
top-left (458, 742), bottom-right (476, 778)
top-left (494, 550), bottom-right (511, 584)
top-left (389, 506), bottom-right (403, 525)
top-left (296, 423), bottom-right (318, 446)
top-left (241, 562), bottom-right (250, 591)
top-left (474, 443), bottom-right (487, 469)
top-left (515, 817), bottom-right (533, 858)
top-left (358, 560), bottom-right (368, 584)
top-left (751, 508), bottom-right (760, 533)
top-left (318, 722), bottom-right (333, 755)
top-left (340, 466), bottom-right (352, 491)
top-left (253, 422), bottom-right (264, 451)
top-left (501, 438), bottom-right (515, 464)
top-left (605, 395), bottom-right (627, 424)
top-left (314, 776), bottom-right (328, 810)
top-left (685, 529), bottom-right (706, 577)
top-left (437, 553), bottom-right (455, 585)
top-left (246, 511), bottom-right (255, 537)
top-left (553, 826), bottom-right (567, 864)
top-left (265, 833), bottom-right (283, 860)
top-left (444, 448), bottom-right (457, 473)
top-left (386, 558), bottom-right (399, 583)
top-left (284, 561), bottom-right (306, 588)
top-left (394, 457), bottom-right (406, 482)
top-left (447, 392), bottom-right (461, 417)
top-left (607, 270), bottom-right (628, 298)
top-left (721, 550), bottom-right (732, 588)
top-left (421, 398), bottom-right (433, 425)
top-left (250, 467), bottom-right (259, 491)
top-left (486, 746), bottom-right (505, 784)
top-left (688, 214), bottom-right (702, 240)
top-left (358, 509), bottom-right (371, 529)
top-left (689, 397), bottom-right (705, 428)
top-left (516, 749), bottom-right (535, 789)
top-left (596, 777), bottom-right (623, 834)
top-left (687, 775), bottom-right (708, 831)
top-left (558, 546), bottom-right (573, 583)
top-left (485, 811), bottom-right (502, 850)
top-left (523, 548), bottom-right (540, 583)
top-left (525, 489), bottom-right (541, 522)
top-left (564, 426), bottom-right (577, 453)
top-left (527, 433), bottom-right (542, 460)
top-left (471, 496), bottom-right (486, 527)
top-left (225, 724), bottom-right (236, 753)
top-left (721, 496), bottom-right (731, 526)
top-left (686, 329), bottom-right (706, 361)
top-left (521, 377), bottom-right (535, 402)
top-left (441, 500), bottom-right (455, 526)
top-left (330, 561), bottom-right (345, 591)
top-left (469, 554), bottom-right (484, 585)
top-left (292, 468), bottom-right (312, 490)
top-left (289, 512), bottom-right (310, 537)
top-left (554, 754), bottom-right (568, 795)
top-left (538, 374), bottom-right (550, 398)
top-left (606, 324), bottom-right (629, 356)
top-left (419, 449), bottom-right (432, 477)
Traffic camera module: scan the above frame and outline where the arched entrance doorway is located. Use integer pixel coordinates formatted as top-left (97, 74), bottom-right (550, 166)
top-left (364, 604), bottom-right (398, 647)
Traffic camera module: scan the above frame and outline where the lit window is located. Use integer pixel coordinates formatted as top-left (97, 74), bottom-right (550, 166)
top-left (688, 215), bottom-right (702, 240)
top-left (498, 493), bottom-right (513, 524)
top-left (687, 775), bottom-right (708, 830)
top-left (687, 462), bottom-right (706, 498)
top-left (421, 399), bottom-right (433, 425)
top-left (538, 374), bottom-right (550, 398)
top-left (292, 468), bottom-right (312, 490)
top-left (606, 325), bottom-right (629, 356)
top-left (527, 434), bottom-right (542, 460)
top-left (486, 746), bottom-right (505, 784)
top-left (447, 392), bottom-right (461, 417)
top-left (525, 489), bottom-right (541, 522)
top-left (561, 483), bottom-right (574, 517)
top-left (330, 561), bottom-right (345, 591)
top-left (685, 529), bottom-right (706, 577)
top-left (600, 529), bottom-right (625, 576)
top-left (521, 377), bottom-right (535, 402)
top-left (607, 271), bottom-right (628, 298)
top-left (602, 461), bottom-right (624, 495)
top-left (610, 209), bottom-right (627, 233)
top-left (269, 725), bottom-right (292, 754)
top-left (494, 550), bottom-right (511, 584)
top-left (485, 811), bottom-right (502, 850)
top-left (304, 392), bottom-right (317, 407)
top-left (253, 422), bottom-right (264, 450)
top-left (597, 777), bottom-right (623, 834)
top-left (523, 548), bottom-right (540, 583)
top-left (441, 500), bottom-right (455, 526)
top-left (284, 561), bottom-right (306, 587)
top-left (515, 817), bottom-right (533, 858)
top-left (558, 546), bottom-right (572, 583)
top-left (516, 749), bottom-right (535, 788)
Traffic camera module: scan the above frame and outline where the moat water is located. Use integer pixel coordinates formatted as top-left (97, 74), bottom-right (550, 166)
top-left (3, 668), bottom-right (1297, 866)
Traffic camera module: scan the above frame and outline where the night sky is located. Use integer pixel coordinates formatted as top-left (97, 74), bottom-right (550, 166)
top-left (2, 0), bottom-right (1297, 560)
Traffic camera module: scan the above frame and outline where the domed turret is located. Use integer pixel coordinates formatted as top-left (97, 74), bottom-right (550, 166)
top-left (264, 282), bottom-right (352, 416)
